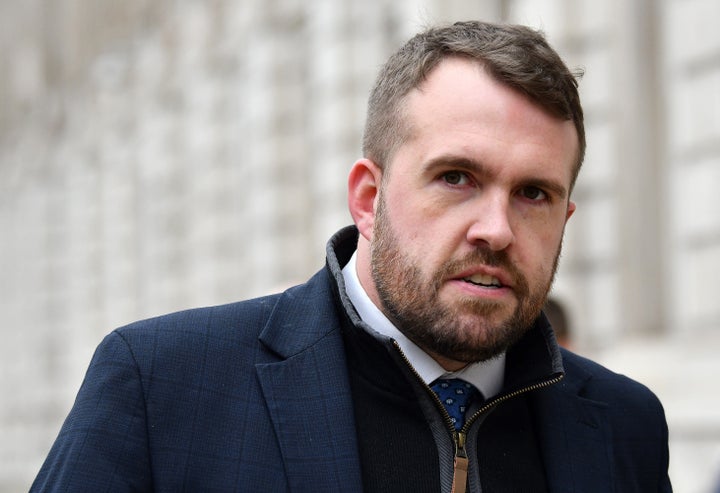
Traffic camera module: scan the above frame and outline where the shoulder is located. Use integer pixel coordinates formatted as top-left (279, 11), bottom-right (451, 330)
top-left (111, 293), bottom-right (283, 353)
top-left (559, 348), bottom-right (665, 414)
top-left (102, 268), bottom-right (340, 369)
top-left (116, 294), bottom-right (282, 343)
top-left (542, 350), bottom-right (671, 488)
top-left (96, 295), bottom-right (284, 377)
top-left (551, 349), bottom-right (670, 468)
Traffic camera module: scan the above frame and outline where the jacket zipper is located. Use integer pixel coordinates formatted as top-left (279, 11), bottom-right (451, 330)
top-left (455, 374), bottom-right (564, 491)
top-left (392, 340), bottom-right (564, 493)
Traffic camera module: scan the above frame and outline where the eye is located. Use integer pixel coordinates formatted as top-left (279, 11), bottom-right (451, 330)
top-left (519, 186), bottom-right (547, 201)
top-left (441, 171), bottom-right (470, 186)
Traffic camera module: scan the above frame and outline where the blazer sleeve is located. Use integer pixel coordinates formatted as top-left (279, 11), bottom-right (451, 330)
top-left (31, 331), bottom-right (153, 492)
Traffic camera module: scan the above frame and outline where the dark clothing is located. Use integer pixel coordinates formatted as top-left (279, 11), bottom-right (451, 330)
top-left (32, 226), bottom-right (672, 492)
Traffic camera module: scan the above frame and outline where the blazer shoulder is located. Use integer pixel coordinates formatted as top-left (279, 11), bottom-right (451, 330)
top-left (107, 267), bottom-right (338, 370)
top-left (102, 294), bottom-right (283, 377)
top-left (116, 294), bottom-right (281, 341)
top-left (114, 267), bottom-right (335, 347)
top-left (531, 350), bottom-right (671, 491)
top-left (560, 348), bottom-right (665, 411)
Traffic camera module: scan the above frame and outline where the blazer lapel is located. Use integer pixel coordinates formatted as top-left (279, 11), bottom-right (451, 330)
top-left (533, 364), bottom-right (615, 493)
top-left (255, 277), bottom-right (363, 493)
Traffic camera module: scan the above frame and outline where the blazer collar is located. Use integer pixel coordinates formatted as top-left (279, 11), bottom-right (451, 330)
top-left (256, 249), bottom-right (363, 492)
top-left (532, 352), bottom-right (614, 492)
top-left (257, 225), bottom-right (357, 359)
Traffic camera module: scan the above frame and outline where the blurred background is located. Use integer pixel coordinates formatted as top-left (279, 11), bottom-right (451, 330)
top-left (1, 0), bottom-right (718, 491)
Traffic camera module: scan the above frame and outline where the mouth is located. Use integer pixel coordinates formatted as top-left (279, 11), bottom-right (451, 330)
top-left (462, 273), bottom-right (503, 288)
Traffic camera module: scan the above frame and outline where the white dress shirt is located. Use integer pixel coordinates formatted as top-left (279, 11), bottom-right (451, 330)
top-left (342, 252), bottom-right (505, 400)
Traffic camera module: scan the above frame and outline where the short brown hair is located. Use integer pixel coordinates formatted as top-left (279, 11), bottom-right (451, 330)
top-left (363, 21), bottom-right (586, 189)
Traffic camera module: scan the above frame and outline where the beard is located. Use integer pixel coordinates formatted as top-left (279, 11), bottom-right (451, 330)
top-left (370, 193), bottom-right (561, 364)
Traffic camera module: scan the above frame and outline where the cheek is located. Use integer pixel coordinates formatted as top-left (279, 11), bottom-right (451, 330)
top-left (389, 210), bottom-right (457, 271)
top-left (515, 219), bottom-right (565, 263)
top-left (386, 195), bottom-right (437, 241)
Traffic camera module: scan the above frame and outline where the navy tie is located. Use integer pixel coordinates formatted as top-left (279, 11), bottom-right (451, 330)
top-left (431, 378), bottom-right (480, 431)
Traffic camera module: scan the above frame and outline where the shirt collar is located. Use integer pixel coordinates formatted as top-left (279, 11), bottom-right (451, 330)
top-left (341, 252), bottom-right (505, 399)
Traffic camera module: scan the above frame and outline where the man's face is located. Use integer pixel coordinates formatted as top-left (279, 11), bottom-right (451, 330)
top-left (368, 58), bottom-right (578, 367)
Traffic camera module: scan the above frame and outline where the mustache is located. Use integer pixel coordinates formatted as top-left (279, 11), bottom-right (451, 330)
top-left (437, 248), bottom-right (527, 291)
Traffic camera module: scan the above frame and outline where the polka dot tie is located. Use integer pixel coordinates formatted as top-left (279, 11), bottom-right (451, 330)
top-left (431, 378), bottom-right (480, 431)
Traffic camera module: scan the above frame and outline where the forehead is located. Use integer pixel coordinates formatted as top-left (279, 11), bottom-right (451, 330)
top-left (396, 58), bottom-right (579, 187)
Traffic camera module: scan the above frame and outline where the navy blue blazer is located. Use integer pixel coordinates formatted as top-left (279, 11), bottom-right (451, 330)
top-left (32, 265), bottom-right (672, 492)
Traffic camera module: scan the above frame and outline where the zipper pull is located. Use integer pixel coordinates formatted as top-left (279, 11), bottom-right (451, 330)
top-left (452, 431), bottom-right (469, 493)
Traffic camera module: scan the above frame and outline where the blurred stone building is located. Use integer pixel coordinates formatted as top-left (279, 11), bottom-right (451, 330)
top-left (1, 0), bottom-right (718, 491)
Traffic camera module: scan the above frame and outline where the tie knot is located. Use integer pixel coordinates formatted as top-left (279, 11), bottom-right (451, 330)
top-left (431, 378), bottom-right (480, 431)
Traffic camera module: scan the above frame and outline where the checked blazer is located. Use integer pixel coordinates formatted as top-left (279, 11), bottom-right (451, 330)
top-left (32, 229), bottom-right (672, 492)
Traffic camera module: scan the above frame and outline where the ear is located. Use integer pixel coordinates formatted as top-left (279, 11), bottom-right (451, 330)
top-left (565, 200), bottom-right (576, 223)
top-left (348, 158), bottom-right (383, 241)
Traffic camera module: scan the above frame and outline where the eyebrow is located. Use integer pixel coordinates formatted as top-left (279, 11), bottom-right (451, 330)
top-left (422, 154), bottom-right (569, 200)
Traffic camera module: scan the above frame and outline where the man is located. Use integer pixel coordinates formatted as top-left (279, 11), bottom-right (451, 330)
top-left (32, 21), bottom-right (671, 492)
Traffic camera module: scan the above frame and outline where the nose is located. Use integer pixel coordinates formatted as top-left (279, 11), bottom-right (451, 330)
top-left (465, 194), bottom-right (514, 251)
